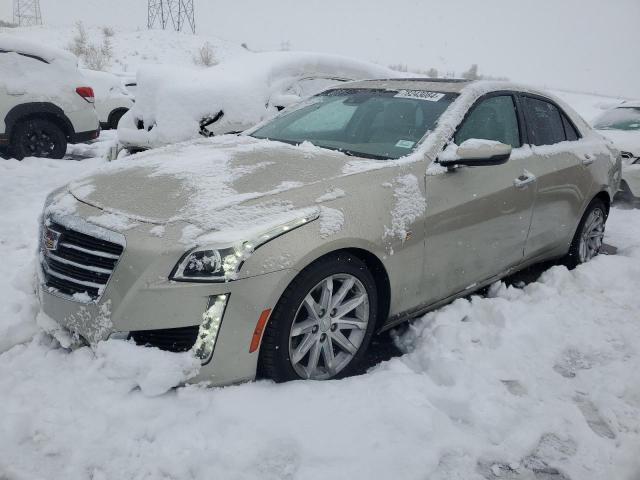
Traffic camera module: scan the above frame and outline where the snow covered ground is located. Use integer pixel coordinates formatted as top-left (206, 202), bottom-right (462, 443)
top-left (1, 24), bottom-right (640, 479)
top-left (0, 25), bottom-right (245, 75)
top-left (1, 128), bottom-right (640, 479)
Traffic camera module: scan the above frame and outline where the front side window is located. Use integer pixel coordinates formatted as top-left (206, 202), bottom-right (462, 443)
top-left (593, 107), bottom-right (640, 131)
top-left (251, 88), bottom-right (456, 160)
top-left (522, 96), bottom-right (567, 146)
top-left (454, 95), bottom-right (521, 147)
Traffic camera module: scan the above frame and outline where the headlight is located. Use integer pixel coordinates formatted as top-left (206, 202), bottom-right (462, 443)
top-left (171, 212), bottom-right (319, 282)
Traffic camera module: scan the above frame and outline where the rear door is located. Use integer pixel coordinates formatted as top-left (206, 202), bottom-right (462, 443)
top-left (423, 93), bottom-right (537, 303)
top-left (518, 95), bottom-right (593, 258)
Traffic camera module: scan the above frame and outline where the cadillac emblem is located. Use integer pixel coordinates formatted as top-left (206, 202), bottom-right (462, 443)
top-left (43, 227), bottom-right (61, 251)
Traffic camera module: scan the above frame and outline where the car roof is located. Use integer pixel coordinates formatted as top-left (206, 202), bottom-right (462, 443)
top-left (330, 78), bottom-right (551, 96)
top-left (618, 100), bottom-right (640, 108)
top-left (0, 34), bottom-right (77, 67)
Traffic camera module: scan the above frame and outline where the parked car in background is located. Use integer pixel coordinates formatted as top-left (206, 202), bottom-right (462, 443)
top-left (40, 79), bottom-right (620, 386)
top-left (117, 51), bottom-right (402, 152)
top-left (0, 36), bottom-right (100, 159)
top-left (80, 69), bottom-right (134, 130)
top-left (593, 101), bottom-right (640, 201)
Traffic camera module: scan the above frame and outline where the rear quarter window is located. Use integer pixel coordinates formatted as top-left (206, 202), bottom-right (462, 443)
top-left (522, 96), bottom-right (566, 146)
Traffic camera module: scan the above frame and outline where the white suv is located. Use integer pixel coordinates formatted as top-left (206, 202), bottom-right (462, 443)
top-left (0, 36), bottom-right (100, 159)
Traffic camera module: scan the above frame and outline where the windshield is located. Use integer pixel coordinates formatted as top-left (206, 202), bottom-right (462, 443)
top-left (251, 88), bottom-right (457, 159)
top-left (594, 107), bottom-right (640, 131)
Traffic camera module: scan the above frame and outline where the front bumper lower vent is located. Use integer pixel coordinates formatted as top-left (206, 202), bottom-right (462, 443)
top-left (130, 326), bottom-right (200, 353)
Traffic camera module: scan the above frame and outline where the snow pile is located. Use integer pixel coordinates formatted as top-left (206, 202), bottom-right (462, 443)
top-left (0, 155), bottom-right (104, 354)
top-left (384, 173), bottom-right (425, 242)
top-left (119, 51), bottom-right (400, 147)
top-left (318, 206), bottom-right (344, 237)
top-left (1, 134), bottom-right (640, 478)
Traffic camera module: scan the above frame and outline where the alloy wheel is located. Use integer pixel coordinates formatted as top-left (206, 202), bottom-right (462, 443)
top-left (578, 207), bottom-right (605, 263)
top-left (288, 273), bottom-right (370, 380)
top-left (21, 126), bottom-right (57, 157)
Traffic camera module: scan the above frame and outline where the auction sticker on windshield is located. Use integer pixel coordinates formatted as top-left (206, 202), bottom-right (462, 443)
top-left (395, 90), bottom-right (446, 102)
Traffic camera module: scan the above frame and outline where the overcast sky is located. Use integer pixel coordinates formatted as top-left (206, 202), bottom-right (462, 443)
top-left (1, 0), bottom-right (638, 98)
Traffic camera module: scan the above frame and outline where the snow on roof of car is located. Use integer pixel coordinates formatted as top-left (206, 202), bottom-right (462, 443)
top-left (122, 50), bottom-right (405, 146)
top-left (619, 100), bottom-right (640, 108)
top-left (0, 34), bottom-right (77, 68)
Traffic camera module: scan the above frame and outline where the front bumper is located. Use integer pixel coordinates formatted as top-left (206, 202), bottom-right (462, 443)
top-left (37, 209), bottom-right (295, 387)
top-left (39, 268), bottom-right (291, 386)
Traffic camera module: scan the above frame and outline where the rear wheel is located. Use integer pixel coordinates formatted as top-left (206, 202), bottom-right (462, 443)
top-left (10, 118), bottom-right (67, 160)
top-left (259, 253), bottom-right (378, 382)
top-left (108, 109), bottom-right (128, 130)
top-left (564, 198), bottom-right (607, 268)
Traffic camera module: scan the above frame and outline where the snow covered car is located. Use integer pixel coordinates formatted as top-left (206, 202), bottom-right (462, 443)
top-left (80, 69), bottom-right (134, 130)
top-left (593, 102), bottom-right (640, 200)
top-left (39, 79), bottom-right (621, 386)
top-left (116, 51), bottom-right (400, 151)
top-left (0, 36), bottom-right (100, 159)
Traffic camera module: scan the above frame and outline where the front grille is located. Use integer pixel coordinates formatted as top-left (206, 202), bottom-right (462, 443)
top-left (130, 326), bottom-right (200, 353)
top-left (41, 221), bottom-right (124, 301)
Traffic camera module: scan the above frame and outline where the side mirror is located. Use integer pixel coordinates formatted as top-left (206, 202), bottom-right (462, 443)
top-left (438, 139), bottom-right (512, 167)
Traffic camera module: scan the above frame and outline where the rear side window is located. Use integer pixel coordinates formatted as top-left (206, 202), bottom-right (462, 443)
top-left (522, 96), bottom-right (567, 146)
top-left (454, 95), bottom-right (521, 148)
top-left (562, 114), bottom-right (579, 141)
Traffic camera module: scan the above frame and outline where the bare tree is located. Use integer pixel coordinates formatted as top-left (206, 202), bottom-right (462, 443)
top-left (67, 22), bottom-right (114, 71)
top-left (68, 21), bottom-right (89, 57)
top-left (193, 41), bottom-right (218, 67)
top-left (426, 67), bottom-right (439, 78)
top-left (462, 64), bottom-right (479, 80)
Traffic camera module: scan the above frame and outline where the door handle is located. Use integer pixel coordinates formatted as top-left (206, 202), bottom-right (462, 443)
top-left (513, 174), bottom-right (536, 189)
top-left (582, 154), bottom-right (594, 166)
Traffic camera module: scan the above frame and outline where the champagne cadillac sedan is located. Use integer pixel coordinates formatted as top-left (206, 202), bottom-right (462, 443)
top-left (38, 79), bottom-right (621, 385)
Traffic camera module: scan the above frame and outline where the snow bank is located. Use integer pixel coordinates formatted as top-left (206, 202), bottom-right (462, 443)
top-left (0, 155), bottom-right (104, 355)
top-left (1, 207), bottom-right (640, 478)
top-left (2, 141), bottom-right (640, 478)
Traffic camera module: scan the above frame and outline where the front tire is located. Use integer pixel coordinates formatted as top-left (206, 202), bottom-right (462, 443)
top-left (564, 198), bottom-right (607, 269)
top-left (10, 118), bottom-right (67, 160)
top-left (259, 253), bottom-right (378, 382)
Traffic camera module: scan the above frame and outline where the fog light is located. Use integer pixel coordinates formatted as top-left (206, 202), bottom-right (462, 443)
top-left (191, 294), bottom-right (228, 364)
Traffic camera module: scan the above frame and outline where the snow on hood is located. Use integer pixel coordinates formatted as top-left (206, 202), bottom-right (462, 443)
top-left (596, 129), bottom-right (640, 157)
top-left (68, 135), bottom-right (351, 241)
top-left (127, 51), bottom-right (401, 145)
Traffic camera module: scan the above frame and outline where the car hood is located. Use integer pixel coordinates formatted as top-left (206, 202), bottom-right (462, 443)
top-left (596, 129), bottom-right (640, 157)
top-left (67, 136), bottom-right (355, 241)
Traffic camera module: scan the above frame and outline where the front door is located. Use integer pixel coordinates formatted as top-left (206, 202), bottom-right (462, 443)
top-left (423, 93), bottom-right (536, 304)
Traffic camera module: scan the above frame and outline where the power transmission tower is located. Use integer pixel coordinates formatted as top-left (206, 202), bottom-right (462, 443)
top-left (13, 0), bottom-right (43, 26)
top-left (147, 0), bottom-right (195, 34)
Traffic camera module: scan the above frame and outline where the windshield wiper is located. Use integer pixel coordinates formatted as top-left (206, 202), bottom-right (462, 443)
top-left (249, 137), bottom-right (394, 160)
top-left (325, 146), bottom-right (393, 161)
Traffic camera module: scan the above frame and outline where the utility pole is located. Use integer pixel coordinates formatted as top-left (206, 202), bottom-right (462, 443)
top-left (13, 0), bottom-right (43, 26)
top-left (147, 0), bottom-right (195, 34)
